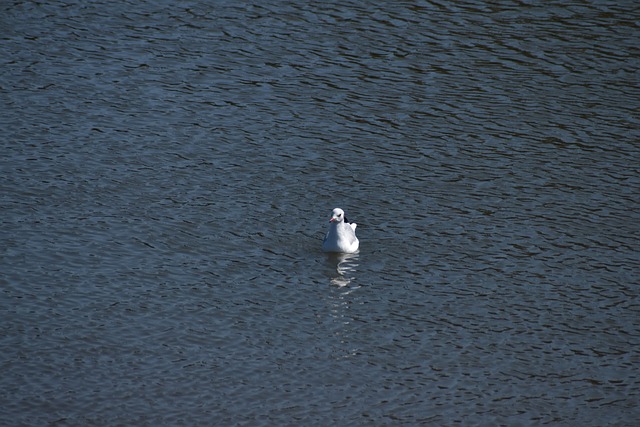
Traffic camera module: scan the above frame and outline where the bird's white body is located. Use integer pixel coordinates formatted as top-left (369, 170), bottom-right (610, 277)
top-left (322, 208), bottom-right (359, 253)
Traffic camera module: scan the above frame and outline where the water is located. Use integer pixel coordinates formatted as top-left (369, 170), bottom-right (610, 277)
top-left (2, 0), bottom-right (639, 425)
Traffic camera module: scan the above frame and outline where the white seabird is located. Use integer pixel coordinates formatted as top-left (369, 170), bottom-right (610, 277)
top-left (322, 208), bottom-right (359, 253)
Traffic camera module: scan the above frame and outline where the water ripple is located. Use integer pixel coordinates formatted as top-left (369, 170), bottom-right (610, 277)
top-left (2, 0), bottom-right (638, 425)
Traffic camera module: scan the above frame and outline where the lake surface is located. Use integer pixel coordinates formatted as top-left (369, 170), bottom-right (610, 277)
top-left (2, 0), bottom-right (639, 425)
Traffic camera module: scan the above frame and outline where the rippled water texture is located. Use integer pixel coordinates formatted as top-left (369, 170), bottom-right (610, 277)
top-left (2, 0), bottom-right (639, 425)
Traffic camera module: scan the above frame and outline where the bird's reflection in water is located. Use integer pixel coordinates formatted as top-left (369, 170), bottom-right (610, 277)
top-left (325, 252), bottom-right (359, 288)
top-left (323, 252), bottom-right (361, 358)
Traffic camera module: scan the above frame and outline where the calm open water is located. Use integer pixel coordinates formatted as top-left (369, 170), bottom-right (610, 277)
top-left (1, 0), bottom-right (639, 425)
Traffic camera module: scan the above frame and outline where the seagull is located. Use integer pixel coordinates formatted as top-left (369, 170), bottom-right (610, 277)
top-left (322, 208), bottom-right (359, 253)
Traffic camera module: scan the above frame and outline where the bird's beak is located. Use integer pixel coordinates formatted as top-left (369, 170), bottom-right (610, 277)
top-left (329, 217), bottom-right (336, 222)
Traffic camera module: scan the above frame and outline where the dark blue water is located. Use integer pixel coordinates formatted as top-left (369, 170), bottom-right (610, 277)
top-left (2, 1), bottom-right (639, 425)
